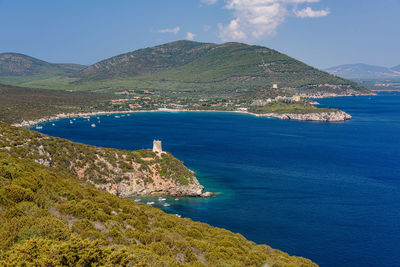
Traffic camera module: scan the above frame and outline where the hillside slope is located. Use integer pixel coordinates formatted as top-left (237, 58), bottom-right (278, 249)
top-left (0, 53), bottom-right (86, 77)
top-left (72, 40), bottom-right (217, 81)
top-left (0, 53), bottom-right (85, 86)
top-left (0, 151), bottom-right (316, 266)
top-left (0, 122), bottom-right (204, 197)
top-left (72, 41), bottom-right (371, 97)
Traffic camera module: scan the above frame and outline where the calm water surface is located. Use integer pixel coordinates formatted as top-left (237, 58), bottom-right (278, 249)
top-left (35, 92), bottom-right (400, 267)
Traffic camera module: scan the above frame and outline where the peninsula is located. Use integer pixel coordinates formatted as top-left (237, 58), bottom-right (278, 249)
top-left (0, 122), bottom-right (211, 198)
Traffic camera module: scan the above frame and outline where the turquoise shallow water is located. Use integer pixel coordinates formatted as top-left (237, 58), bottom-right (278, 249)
top-left (34, 92), bottom-right (400, 267)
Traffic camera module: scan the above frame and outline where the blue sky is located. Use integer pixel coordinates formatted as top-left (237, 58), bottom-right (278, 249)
top-left (0, 0), bottom-right (399, 69)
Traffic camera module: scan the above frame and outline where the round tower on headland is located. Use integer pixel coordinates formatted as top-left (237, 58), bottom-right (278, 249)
top-left (153, 140), bottom-right (162, 153)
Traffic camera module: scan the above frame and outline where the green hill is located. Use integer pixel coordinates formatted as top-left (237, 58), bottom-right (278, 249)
top-left (0, 53), bottom-right (85, 86)
top-left (0, 124), bottom-right (317, 266)
top-left (70, 41), bottom-right (371, 97)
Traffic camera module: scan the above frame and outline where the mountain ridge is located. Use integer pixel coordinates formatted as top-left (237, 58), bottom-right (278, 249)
top-left (0, 52), bottom-right (86, 77)
top-left (325, 63), bottom-right (400, 79)
top-left (391, 64), bottom-right (400, 72)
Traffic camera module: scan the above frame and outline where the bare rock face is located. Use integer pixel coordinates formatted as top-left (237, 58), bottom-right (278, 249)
top-left (95, 169), bottom-right (204, 198)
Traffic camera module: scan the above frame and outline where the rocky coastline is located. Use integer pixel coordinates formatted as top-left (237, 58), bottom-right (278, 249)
top-left (99, 174), bottom-right (215, 198)
top-left (298, 91), bottom-right (376, 99)
top-left (254, 110), bottom-right (352, 122)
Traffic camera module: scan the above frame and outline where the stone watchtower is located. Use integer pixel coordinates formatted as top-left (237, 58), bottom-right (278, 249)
top-left (153, 140), bottom-right (162, 153)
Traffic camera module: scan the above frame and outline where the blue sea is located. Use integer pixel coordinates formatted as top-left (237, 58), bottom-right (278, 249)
top-left (34, 92), bottom-right (400, 267)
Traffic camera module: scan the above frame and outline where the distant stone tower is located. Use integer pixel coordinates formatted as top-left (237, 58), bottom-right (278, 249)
top-left (153, 140), bottom-right (162, 153)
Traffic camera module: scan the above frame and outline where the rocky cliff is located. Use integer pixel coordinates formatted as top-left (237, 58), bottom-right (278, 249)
top-left (0, 122), bottom-right (204, 197)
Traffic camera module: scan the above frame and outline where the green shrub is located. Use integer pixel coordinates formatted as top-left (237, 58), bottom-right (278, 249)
top-left (2, 184), bottom-right (34, 203)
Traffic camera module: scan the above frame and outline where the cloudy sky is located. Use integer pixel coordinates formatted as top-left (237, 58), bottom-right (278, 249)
top-left (0, 0), bottom-right (399, 69)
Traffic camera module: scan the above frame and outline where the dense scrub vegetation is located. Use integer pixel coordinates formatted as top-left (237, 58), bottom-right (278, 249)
top-left (0, 122), bottom-right (196, 190)
top-left (0, 84), bottom-right (116, 124)
top-left (0, 152), bottom-right (317, 266)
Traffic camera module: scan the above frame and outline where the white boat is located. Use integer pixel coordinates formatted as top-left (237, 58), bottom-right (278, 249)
top-left (36, 126), bottom-right (43, 129)
top-left (146, 201), bottom-right (155, 205)
top-left (158, 197), bottom-right (166, 201)
top-left (175, 214), bottom-right (182, 218)
top-left (114, 116), bottom-right (120, 118)
top-left (91, 123), bottom-right (96, 128)
top-left (69, 120), bottom-right (73, 124)
top-left (134, 199), bottom-right (141, 202)
top-left (83, 116), bottom-right (90, 119)
top-left (163, 203), bottom-right (170, 207)
top-left (175, 198), bottom-right (179, 201)
top-left (52, 123), bottom-right (55, 126)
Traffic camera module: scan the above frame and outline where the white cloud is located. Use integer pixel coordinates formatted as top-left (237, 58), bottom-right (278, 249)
top-left (217, 0), bottom-right (330, 42)
top-left (201, 0), bottom-right (218, 5)
top-left (186, 32), bottom-right (197, 40)
top-left (157, 27), bottom-right (180, 34)
top-left (294, 6), bottom-right (330, 18)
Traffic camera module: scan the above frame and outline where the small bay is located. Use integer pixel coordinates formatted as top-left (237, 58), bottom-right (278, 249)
top-left (35, 92), bottom-right (400, 267)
